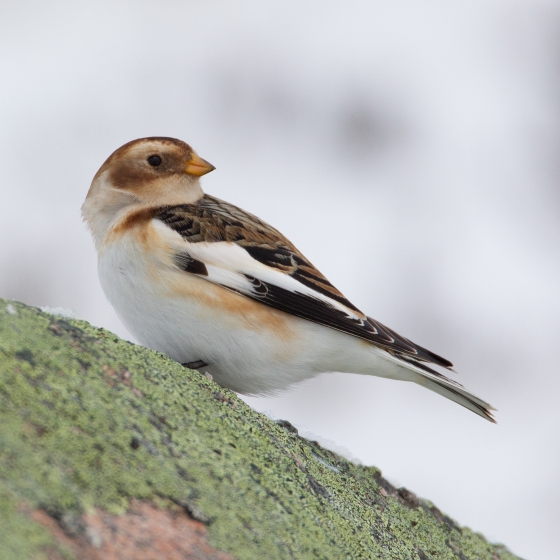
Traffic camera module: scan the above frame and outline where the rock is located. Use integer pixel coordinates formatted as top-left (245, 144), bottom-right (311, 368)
top-left (0, 298), bottom-right (520, 559)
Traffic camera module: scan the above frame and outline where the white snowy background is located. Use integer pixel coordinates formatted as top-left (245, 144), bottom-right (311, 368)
top-left (1, 1), bottom-right (559, 558)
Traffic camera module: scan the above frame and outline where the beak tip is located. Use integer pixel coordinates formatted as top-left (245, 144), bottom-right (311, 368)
top-left (185, 153), bottom-right (215, 177)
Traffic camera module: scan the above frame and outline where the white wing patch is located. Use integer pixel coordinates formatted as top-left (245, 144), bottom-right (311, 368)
top-left (152, 219), bottom-right (364, 321)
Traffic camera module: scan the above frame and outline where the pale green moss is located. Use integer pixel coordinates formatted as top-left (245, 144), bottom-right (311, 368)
top-left (0, 298), bottom-right (520, 559)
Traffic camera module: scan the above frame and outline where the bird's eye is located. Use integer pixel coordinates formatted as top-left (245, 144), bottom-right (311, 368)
top-left (147, 155), bottom-right (162, 167)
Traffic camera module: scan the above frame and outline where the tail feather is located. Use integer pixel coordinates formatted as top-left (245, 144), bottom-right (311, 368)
top-left (416, 374), bottom-right (496, 423)
top-left (385, 352), bottom-right (496, 423)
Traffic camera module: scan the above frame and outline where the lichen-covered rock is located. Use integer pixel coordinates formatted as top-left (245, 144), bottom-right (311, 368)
top-left (0, 298), bottom-right (520, 560)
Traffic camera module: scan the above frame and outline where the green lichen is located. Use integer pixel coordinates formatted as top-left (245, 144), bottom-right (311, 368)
top-left (0, 298), bottom-right (520, 560)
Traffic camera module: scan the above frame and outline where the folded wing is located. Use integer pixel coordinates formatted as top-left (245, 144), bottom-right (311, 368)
top-left (156, 195), bottom-right (454, 372)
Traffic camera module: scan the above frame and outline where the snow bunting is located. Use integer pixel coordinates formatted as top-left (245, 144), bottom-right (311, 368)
top-left (82, 137), bottom-right (495, 422)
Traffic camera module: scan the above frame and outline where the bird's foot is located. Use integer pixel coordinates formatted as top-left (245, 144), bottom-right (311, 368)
top-left (182, 360), bottom-right (209, 370)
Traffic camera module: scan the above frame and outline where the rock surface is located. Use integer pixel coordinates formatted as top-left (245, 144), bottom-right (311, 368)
top-left (0, 299), bottom-right (520, 559)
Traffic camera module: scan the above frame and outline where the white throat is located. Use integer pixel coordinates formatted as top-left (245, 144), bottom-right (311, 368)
top-left (82, 170), bottom-right (203, 253)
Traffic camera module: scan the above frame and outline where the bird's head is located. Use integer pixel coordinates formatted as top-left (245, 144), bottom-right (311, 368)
top-left (86, 136), bottom-right (214, 204)
top-left (82, 137), bottom-right (215, 243)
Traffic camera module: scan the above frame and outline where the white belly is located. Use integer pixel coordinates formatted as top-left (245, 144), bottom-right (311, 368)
top-left (97, 234), bottom-right (404, 395)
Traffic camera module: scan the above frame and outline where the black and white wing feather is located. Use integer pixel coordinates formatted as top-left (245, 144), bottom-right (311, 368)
top-left (154, 195), bottom-right (495, 422)
top-left (156, 195), bottom-right (453, 371)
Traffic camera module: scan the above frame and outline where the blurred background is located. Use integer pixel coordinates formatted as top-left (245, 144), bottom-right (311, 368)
top-left (1, 1), bottom-right (559, 557)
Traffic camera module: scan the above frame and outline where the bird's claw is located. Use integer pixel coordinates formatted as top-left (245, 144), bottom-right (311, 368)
top-left (182, 360), bottom-right (209, 370)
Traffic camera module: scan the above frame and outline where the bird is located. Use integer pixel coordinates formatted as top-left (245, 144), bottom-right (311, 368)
top-left (82, 136), bottom-right (495, 422)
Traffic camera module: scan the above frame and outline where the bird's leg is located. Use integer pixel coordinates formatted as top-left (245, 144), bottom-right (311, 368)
top-left (182, 360), bottom-right (209, 370)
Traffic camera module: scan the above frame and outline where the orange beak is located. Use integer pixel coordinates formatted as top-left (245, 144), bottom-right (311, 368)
top-left (185, 152), bottom-right (215, 177)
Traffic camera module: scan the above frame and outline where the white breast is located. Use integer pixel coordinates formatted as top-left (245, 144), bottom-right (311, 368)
top-left (97, 222), bottom-right (403, 395)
